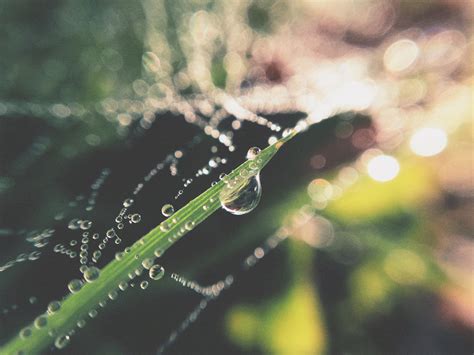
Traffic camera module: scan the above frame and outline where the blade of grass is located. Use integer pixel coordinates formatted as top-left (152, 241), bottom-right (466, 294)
top-left (1, 131), bottom-right (297, 354)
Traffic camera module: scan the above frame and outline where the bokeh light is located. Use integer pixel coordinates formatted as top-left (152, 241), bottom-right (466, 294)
top-left (410, 127), bottom-right (448, 157)
top-left (367, 155), bottom-right (400, 182)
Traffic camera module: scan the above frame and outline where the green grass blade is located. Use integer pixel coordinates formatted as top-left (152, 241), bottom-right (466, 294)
top-left (1, 133), bottom-right (296, 354)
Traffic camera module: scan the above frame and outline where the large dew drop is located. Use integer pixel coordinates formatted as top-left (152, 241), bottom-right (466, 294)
top-left (219, 170), bottom-right (262, 216)
top-left (246, 146), bottom-right (261, 160)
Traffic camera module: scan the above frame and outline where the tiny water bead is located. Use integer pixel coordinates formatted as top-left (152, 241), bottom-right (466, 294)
top-left (246, 146), bottom-right (261, 160)
top-left (34, 315), bottom-right (47, 329)
top-left (119, 281), bottom-right (128, 291)
top-left (19, 328), bottom-right (32, 339)
top-left (220, 172), bottom-right (262, 216)
top-left (149, 264), bottom-right (165, 280)
top-left (184, 221), bottom-right (195, 231)
top-left (140, 281), bottom-right (149, 290)
top-left (47, 301), bottom-right (61, 314)
top-left (80, 220), bottom-right (92, 230)
top-left (141, 258), bottom-right (154, 269)
top-left (161, 204), bottom-right (174, 217)
top-left (54, 335), bottom-right (70, 349)
top-left (131, 213), bottom-right (141, 223)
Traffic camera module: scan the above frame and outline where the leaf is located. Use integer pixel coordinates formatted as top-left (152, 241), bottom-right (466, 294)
top-left (1, 131), bottom-right (296, 354)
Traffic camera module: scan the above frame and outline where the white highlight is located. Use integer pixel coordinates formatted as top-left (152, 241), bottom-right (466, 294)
top-left (367, 155), bottom-right (400, 182)
top-left (409, 127), bottom-right (447, 157)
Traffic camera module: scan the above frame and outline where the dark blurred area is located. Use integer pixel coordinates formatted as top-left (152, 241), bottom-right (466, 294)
top-left (0, 0), bottom-right (472, 354)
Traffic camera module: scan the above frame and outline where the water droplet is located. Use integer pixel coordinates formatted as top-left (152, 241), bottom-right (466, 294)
top-left (154, 249), bottom-right (163, 258)
top-left (20, 328), bottom-right (32, 339)
top-left (246, 147), bottom-right (261, 160)
top-left (141, 258), bottom-right (154, 270)
top-left (123, 198), bottom-right (134, 207)
top-left (140, 281), bottom-right (149, 290)
top-left (77, 319), bottom-right (86, 328)
top-left (84, 267), bottom-right (100, 283)
top-left (34, 316), bottom-right (47, 329)
top-left (88, 309), bottom-right (98, 318)
top-left (108, 290), bottom-right (118, 300)
top-left (161, 204), bottom-right (174, 217)
top-left (47, 301), bottom-right (61, 315)
top-left (220, 171), bottom-right (262, 215)
top-left (115, 252), bottom-right (124, 261)
top-left (54, 335), bottom-right (70, 349)
top-left (118, 281), bottom-right (128, 291)
top-left (149, 264), bottom-right (165, 280)
top-left (68, 279), bottom-right (83, 293)
top-left (92, 250), bottom-right (101, 260)
top-left (185, 221), bottom-right (195, 231)
top-left (282, 128), bottom-right (293, 138)
top-left (28, 251), bottom-right (41, 261)
top-left (80, 220), bottom-right (92, 230)
top-left (68, 219), bottom-right (80, 230)
top-left (131, 214), bottom-right (141, 223)
top-left (159, 223), bottom-right (170, 232)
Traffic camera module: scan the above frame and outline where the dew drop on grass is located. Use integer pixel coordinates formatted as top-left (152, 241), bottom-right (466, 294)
top-left (47, 301), bottom-right (61, 315)
top-left (131, 213), bottom-right (141, 223)
top-left (19, 327), bottom-right (32, 339)
top-left (246, 146), bottom-right (261, 160)
top-left (108, 290), bottom-right (118, 300)
top-left (282, 127), bottom-right (293, 138)
top-left (140, 281), bottom-right (149, 290)
top-left (68, 279), bottom-right (83, 293)
top-left (141, 258), bottom-right (154, 269)
top-left (34, 315), bottom-right (47, 329)
top-left (118, 281), bottom-right (128, 291)
top-left (161, 204), bottom-right (174, 217)
top-left (220, 171), bottom-right (262, 216)
top-left (159, 223), bottom-right (170, 232)
top-left (54, 335), bottom-right (70, 349)
top-left (84, 266), bottom-right (100, 282)
top-left (77, 319), bottom-right (86, 328)
top-left (184, 221), bottom-right (195, 231)
top-left (149, 264), bottom-right (165, 280)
